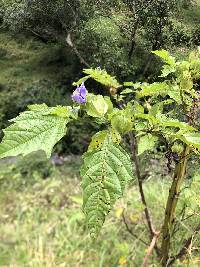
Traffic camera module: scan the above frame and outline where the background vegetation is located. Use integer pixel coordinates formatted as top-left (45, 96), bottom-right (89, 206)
top-left (0, 1), bottom-right (200, 266)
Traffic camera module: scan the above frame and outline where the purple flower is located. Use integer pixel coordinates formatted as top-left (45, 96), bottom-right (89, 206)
top-left (72, 82), bottom-right (87, 104)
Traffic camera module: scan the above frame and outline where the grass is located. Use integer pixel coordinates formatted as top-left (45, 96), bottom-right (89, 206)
top-left (0, 3), bottom-right (200, 266)
top-left (0, 31), bottom-right (73, 92)
top-left (0, 153), bottom-right (199, 267)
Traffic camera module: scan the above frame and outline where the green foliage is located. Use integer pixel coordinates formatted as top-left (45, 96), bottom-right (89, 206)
top-left (0, 106), bottom-right (70, 158)
top-left (81, 136), bottom-right (133, 237)
top-left (83, 68), bottom-right (121, 88)
top-left (0, 49), bottom-right (200, 250)
top-left (181, 132), bottom-right (200, 151)
top-left (0, 154), bottom-right (199, 266)
top-left (137, 134), bottom-right (158, 156)
top-left (88, 129), bottom-right (121, 152)
top-left (85, 94), bottom-right (112, 118)
top-left (110, 108), bottom-right (134, 135)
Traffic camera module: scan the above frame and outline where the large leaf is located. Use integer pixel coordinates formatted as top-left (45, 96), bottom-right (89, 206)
top-left (0, 108), bottom-right (69, 158)
top-left (181, 133), bottom-right (200, 151)
top-left (83, 68), bottom-right (121, 88)
top-left (88, 129), bottom-right (121, 152)
top-left (86, 94), bottom-right (109, 118)
top-left (152, 50), bottom-right (176, 66)
top-left (138, 134), bottom-right (158, 156)
top-left (81, 137), bottom-right (133, 237)
top-left (137, 82), bottom-right (169, 98)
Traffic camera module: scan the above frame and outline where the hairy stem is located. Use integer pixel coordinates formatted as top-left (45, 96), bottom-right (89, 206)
top-left (129, 132), bottom-right (160, 256)
top-left (160, 146), bottom-right (190, 266)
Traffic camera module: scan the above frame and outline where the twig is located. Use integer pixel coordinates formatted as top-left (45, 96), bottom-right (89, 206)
top-left (129, 132), bottom-right (160, 256)
top-left (168, 223), bottom-right (200, 266)
top-left (66, 33), bottom-right (90, 68)
top-left (122, 211), bottom-right (148, 246)
top-left (141, 231), bottom-right (160, 267)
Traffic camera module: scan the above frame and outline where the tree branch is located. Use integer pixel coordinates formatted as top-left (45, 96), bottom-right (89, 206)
top-left (66, 33), bottom-right (90, 68)
top-left (122, 211), bottom-right (148, 246)
top-left (141, 231), bottom-right (160, 267)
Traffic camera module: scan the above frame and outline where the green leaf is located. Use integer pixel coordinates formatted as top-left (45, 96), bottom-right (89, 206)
top-left (81, 137), bottom-right (133, 237)
top-left (157, 115), bottom-right (196, 131)
top-left (104, 96), bottom-right (113, 114)
top-left (123, 82), bottom-right (135, 87)
top-left (0, 109), bottom-right (69, 158)
top-left (83, 68), bottom-right (121, 88)
top-left (28, 104), bottom-right (72, 118)
top-left (134, 102), bottom-right (144, 115)
top-left (167, 85), bottom-right (182, 104)
top-left (136, 114), bottom-right (159, 125)
top-left (137, 134), bottom-right (158, 155)
top-left (137, 82), bottom-right (169, 98)
top-left (88, 130), bottom-right (121, 152)
top-left (86, 94), bottom-right (109, 118)
top-left (181, 133), bottom-right (200, 151)
top-left (28, 103), bottom-right (49, 111)
top-left (72, 75), bottom-right (91, 86)
top-left (152, 50), bottom-right (176, 66)
top-left (149, 100), bottom-right (174, 117)
top-left (88, 130), bottom-right (109, 152)
top-left (120, 88), bottom-right (133, 95)
top-left (160, 65), bottom-right (176, 77)
top-left (110, 107), bottom-right (134, 134)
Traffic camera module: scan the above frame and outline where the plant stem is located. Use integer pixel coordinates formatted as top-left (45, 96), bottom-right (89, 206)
top-left (141, 232), bottom-right (160, 267)
top-left (129, 132), bottom-right (160, 256)
top-left (160, 145), bottom-right (190, 266)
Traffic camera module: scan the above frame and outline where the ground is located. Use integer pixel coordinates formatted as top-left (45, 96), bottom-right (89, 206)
top-left (0, 152), bottom-right (199, 267)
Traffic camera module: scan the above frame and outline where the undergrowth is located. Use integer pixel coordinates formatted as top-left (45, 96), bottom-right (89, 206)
top-left (0, 153), bottom-right (199, 267)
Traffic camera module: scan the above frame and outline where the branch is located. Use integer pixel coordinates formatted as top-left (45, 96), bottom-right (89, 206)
top-left (160, 146), bottom-right (191, 266)
top-left (122, 211), bottom-right (148, 246)
top-left (168, 223), bottom-right (200, 266)
top-left (66, 33), bottom-right (90, 68)
top-left (129, 132), bottom-right (160, 256)
top-left (141, 231), bottom-right (160, 267)
top-left (128, 18), bottom-right (139, 58)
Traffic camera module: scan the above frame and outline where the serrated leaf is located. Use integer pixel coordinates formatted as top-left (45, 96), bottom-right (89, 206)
top-left (137, 134), bottom-right (158, 155)
top-left (157, 115), bottom-right (196, 131)
top-left (49, 106), bottom-right (71, 118)
top-left (120, 88), bottom-right (133, 95)
top-left (72, 75), bottom-right (91, 86)
top-left (167, 85), bottom-right (182, 104)
top-left (0, 110), bottom-right (69, 158)
top-left (28, 104), bottom-right (72, 118)
top-left (28, 103), bottom-right (48, 111)
top-left (137, 82), bottom-right (169, 98)
top-left (136, 114), bottom-right (159, 125)
top-left (83, 68), bottom-right (121, 88)
top-left (160, 65), bottom-right (176, 77)
top-left (81, 137), bottom-right (133, 237)
top-left (104, 96), bottom-right (113, 114)
top-left (152, 50), bottom-right (176, 66)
